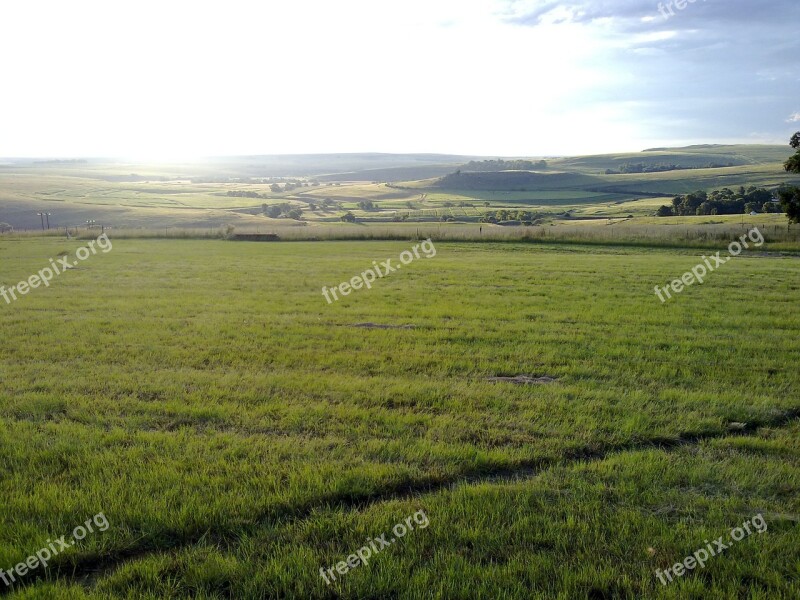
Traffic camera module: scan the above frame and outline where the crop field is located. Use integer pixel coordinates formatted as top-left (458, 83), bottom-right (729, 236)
top-left (1, 237), bottom-right (798, 599)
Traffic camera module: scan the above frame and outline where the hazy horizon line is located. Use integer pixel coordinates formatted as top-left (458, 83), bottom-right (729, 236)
top-left (0, 142), bottom-right (792, 163)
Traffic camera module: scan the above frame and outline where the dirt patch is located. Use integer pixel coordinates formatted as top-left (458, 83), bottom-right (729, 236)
top-left (229, 234), bottom-right (280, 242)
top-left (351, 323), bottom-right (415, 330)
top-left (727, 421), bottom-right (749, 432)
top-left (486, 375), bottom-right (558, 385)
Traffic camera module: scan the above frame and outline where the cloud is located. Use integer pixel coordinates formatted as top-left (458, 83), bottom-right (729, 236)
top-left (788, 113), bottom-right (800, 123)
top-left (0, 0), bottom-right (799, 155)
top-left (499, 0), bottom-right (800, 29)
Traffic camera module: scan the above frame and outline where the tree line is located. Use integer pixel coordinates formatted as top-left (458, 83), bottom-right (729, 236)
top-left (459, 159), bottom-right (547, 172)
top-left (605, 161), bottom-right (733, 175)
top-left (225, 181), bottom-right (306, 197)
top-left (261, 203), bottom-right (303, 220)
top-left (480, 209), bottom-right (544, 224)
top-left (198, 177), bottom-right (321, 185)
top-left (656, 186), bottom-right (783, 217)
top-left (656, 133), bottom-right (800, 222)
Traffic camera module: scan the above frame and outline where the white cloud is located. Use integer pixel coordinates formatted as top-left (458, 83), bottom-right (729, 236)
top-left (787, 113), bottom-right (800, 123)
top-left (0, 0), bottom-right (797, 157)
top-left (0, 0), bottom-right (619, 157)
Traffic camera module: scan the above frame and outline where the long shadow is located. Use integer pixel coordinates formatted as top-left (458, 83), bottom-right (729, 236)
top-left (3, 408), bottom-right (798, 595)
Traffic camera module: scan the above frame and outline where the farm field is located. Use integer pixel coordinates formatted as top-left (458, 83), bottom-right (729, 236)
top-left (1, 237), bottom-right (798, 598)
top-left (3, 145), bottom-right (800, 233)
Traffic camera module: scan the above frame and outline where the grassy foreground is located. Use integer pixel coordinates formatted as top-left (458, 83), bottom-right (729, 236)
top-left (0, 238), bottom-right (798, 599)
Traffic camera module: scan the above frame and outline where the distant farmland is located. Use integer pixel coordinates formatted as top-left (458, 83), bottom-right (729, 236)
top-left (2, 145), bottom-right (799, 233)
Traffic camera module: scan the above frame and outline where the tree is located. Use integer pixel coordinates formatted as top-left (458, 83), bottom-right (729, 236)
top-left (785, 132), bottom-right (800, 173)
top-left (341, 212), bottom-right (356, 223)
top-left (669, 187), bottom-right (770, 216)
top-left (266, 205), bottom-right (283, 218)
top-left (696, 201), bottom-right (714, 215)
top-left (655, 206), bottom-right (673, 217)
top-left (270, 183), bottom-right (283, 193)
top-left (287, 208), bottom-right (303, 220)
top-left (0, 222), bottom-right (12, 233)
top-left (778, 187), bottom-right (800, 223)
top-left (778, 133), bottom-right (800, 223)
top-left (785, 153), bottom-right (800, 173)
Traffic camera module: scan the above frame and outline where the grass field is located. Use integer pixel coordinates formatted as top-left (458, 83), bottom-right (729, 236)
top-left (1, 237), bottom-right (798, 598)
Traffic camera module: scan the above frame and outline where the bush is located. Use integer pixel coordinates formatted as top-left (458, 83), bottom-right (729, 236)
top-left (655, 206), bottom-right (673, 217)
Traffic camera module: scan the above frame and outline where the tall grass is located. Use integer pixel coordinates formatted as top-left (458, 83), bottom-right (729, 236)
top-left (5, 222), bottom-right (800, 251)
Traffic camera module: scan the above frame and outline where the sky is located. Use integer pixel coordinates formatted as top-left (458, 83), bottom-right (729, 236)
top-left (1, 0), bottom-right (798, 158)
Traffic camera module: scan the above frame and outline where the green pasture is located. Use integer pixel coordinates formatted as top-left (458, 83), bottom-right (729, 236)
top-left (0, 238), bottom-right (798, 598)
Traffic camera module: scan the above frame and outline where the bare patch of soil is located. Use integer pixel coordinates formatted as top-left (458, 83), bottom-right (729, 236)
top-left (486, 375), bottom-right (558, 385)
top-left (351, 323), bottom-right (415, 330)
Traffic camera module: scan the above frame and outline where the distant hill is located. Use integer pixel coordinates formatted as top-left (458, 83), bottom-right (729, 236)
top-left (552, 145), bottom-right (794, 174)
top-left (434, 171), bottom-right (597, 191)
top-left (222, 153), bottom-right (475, 178)
top-left (459, 159), bottom-right (547, 172)
top-left (2, 145), bottom-right (798, 231)
top-left (641, 144), bottom-right (792, 161)
top-left (0, 154), bottom-right (480, 180)
top-left (553, 151), bottom-right (748, 174)
top-left (315, 164), bottom-right (461, 182)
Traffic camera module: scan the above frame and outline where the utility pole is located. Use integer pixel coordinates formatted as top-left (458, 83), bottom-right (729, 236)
top-left (37, 212), bottom-right (45, 230)
top-left (45, 213), bottom-right (51, 229)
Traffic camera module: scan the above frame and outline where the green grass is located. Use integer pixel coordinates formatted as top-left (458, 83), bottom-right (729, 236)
top-left (0, 238), bottom-right (798, 598)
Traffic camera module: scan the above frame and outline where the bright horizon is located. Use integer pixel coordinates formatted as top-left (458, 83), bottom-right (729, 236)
top-left (1, 0), bottom-right (799, 158)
